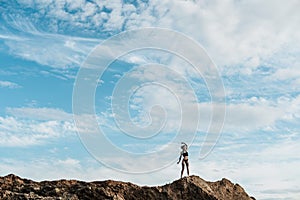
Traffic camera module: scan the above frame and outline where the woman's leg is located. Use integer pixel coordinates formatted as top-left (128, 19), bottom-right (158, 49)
top-left (181, 160), bottom-right (185, 178)
top-left (186, 160), bottom-right (190, 176)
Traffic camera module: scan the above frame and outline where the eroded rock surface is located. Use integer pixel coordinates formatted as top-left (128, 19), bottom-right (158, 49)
top-left (0, 174), bottom-right (255, 200)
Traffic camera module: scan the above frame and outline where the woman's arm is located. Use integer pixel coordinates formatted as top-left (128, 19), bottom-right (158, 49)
top-left (177, 152), bottom-right (182, 164)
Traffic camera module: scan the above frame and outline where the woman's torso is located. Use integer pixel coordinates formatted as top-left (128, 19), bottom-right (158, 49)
top-left (183, 151), bottom-right (188, 160)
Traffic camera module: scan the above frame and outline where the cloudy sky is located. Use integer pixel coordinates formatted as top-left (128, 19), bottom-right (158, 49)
top-left (1, 0), bottom-right (300, 199)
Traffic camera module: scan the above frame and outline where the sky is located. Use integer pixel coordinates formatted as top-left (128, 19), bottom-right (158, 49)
top-left (0, 0), bottom-right (300, 199)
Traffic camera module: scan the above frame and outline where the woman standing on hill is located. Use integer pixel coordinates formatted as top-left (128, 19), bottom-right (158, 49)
top-left (177, 142), bottom-right (189, 178)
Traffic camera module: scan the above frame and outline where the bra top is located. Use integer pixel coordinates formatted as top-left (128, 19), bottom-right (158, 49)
top-left (182, 151), bottom-right (188, 157)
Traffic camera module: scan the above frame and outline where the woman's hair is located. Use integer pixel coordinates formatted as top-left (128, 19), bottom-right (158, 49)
top-left (181, 142), bottom-right (188, 151)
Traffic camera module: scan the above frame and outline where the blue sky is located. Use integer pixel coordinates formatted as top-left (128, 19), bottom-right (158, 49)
top-left (1, 0), bottom-right (300, 199)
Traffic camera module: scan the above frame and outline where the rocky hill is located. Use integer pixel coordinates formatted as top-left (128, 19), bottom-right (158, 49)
top-left (0, 174), bottom-right (255, 200)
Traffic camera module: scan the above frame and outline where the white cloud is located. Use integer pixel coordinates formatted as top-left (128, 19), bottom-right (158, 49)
top-left (6, 107), bottom-right (73, 121)
top-left (223, 102), bottom-right (282, 132)
top-left (2, 0), bottom-right (299, 76)
top-left (0, 81), bottom-right (21, 89)
top-left (0, 116), bottom-right (75, 147)
top-left (105, 60), bottom-right (300, 134)
top-left (271, 66), bottom-right (300, 83)
top-left (107, 0), bottom-right (300, 74)
top-left (1, 3), bottom-right (101, 69)
top-left (57, 158), bottom-right (81, 168)
top-left (3, 32), bottom-right (100, 69)
top-left (155, 0), bottom-right (300, 70)
top-left (199, 94), bottom-right (300, 133)
top-left (0, 107), bottom-right (76, 147)
top-left (109, 63), bottom-right (203, 136)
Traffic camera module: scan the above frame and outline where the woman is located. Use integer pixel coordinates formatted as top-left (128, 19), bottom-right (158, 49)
top-left (177, 142), bottom-right (189, 178)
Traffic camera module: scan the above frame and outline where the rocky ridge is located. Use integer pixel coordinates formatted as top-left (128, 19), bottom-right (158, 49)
top-left (0, 174), bottom-right (255, 200)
